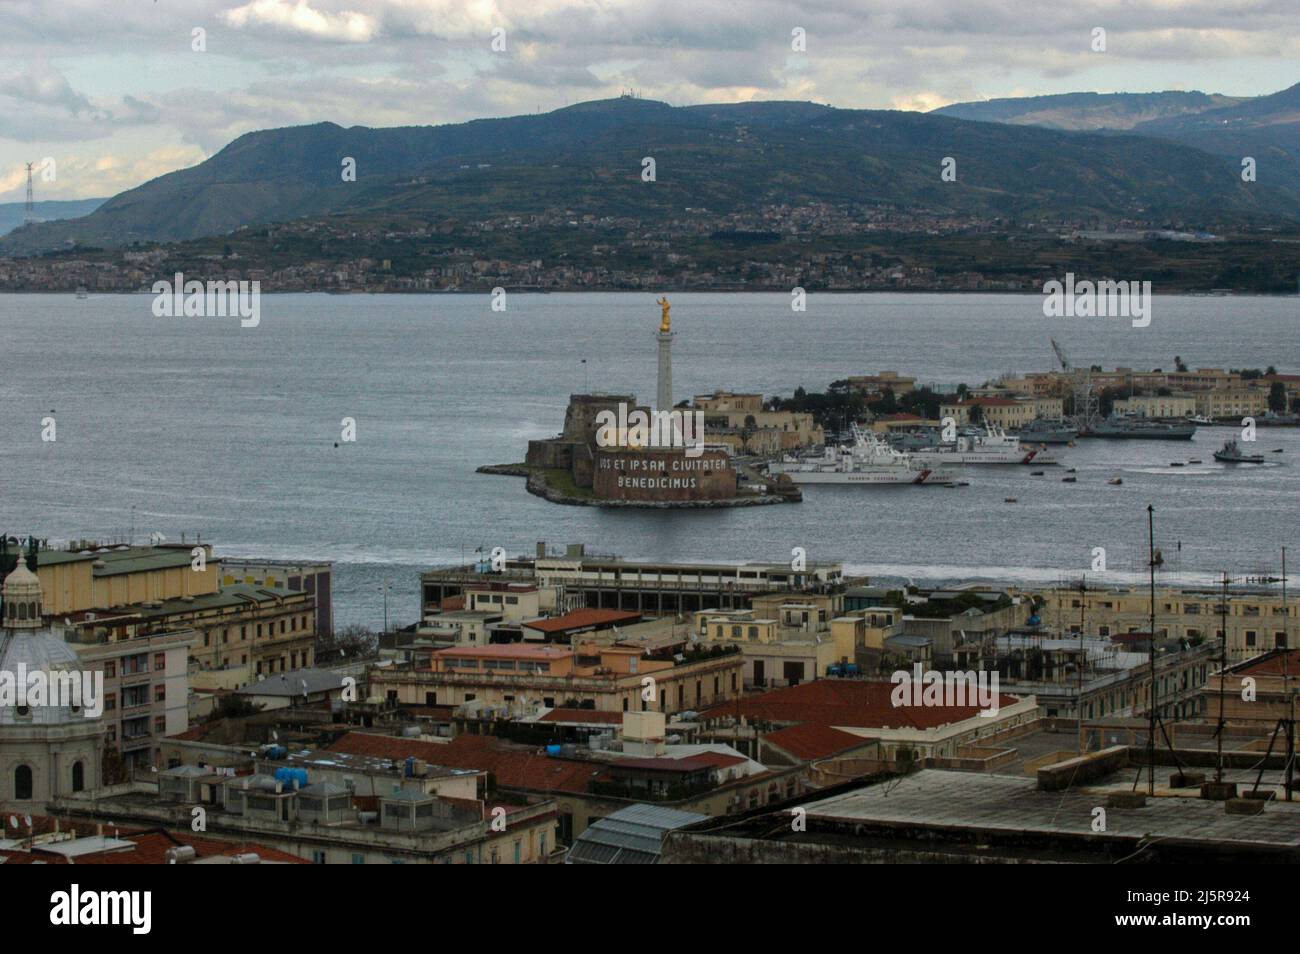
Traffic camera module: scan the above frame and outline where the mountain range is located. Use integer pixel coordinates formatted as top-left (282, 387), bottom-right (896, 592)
top-left (934, 83), bottom-right (1300, 198)
top-left (5, 87), bottom-right (1299, 255)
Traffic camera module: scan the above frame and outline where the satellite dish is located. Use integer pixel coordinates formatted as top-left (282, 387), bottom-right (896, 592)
top-left (24, 815), bottom-right (32, 827)
top-left (8, 816), bottom-right (16, 829)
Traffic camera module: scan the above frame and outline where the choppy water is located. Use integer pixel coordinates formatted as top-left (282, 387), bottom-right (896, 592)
top-left (1, 291), bottom-right (1297, 628)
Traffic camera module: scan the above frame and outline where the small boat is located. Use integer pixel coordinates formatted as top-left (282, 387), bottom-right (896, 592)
top-left (1273, 448), bottom-right (1284, 454)
top-left (1188, 415), bottom-right (1214, 426)
top-left (1188, 459), bottom-right (1202, 464)
top-left (1170, 462), bottom-right (1184, 467)
top-left (1062, 476), bottom-right (1077, 483)
top-left (1214, 440), bottom-right (1265, 464)
top-left (1108, 477), bottom-right (1123, 485)
top-left (1030, 470), bottom-right (1044, 476)
top-left (1004, 497), bottom-right (1017, 503)
top-left (1066, 468), bottom-right (1077, 474)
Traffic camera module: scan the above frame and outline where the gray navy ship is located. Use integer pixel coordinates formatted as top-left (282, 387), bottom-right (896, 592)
top-left (1086, 414), bottom-right (1197, 440)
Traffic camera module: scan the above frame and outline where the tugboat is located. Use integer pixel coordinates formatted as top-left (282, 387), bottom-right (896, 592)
top-left (1213, 440), bottom-right (1266, 464)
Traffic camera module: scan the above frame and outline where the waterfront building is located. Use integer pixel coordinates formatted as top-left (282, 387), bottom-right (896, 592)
top-left (845, 371), bottom-right (916, 399)
top-left (421, 543), bottom-right (849, 618)
top-left (940, 396), bottom-right (1064, 428)
top-left (692, 390), bottom-right (824, 454)
top-left (1195, 387), bottom-right (1269, 419)
top-left (219, 559), bottom-right (334, 638)
top-left (1112, 394), bottom-right (1198, 418)
top-left (28, 542), bottom-right (317, 682)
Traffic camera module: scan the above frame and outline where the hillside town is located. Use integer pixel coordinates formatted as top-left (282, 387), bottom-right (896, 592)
top-left (0, 203), bottom-right (1260, 294)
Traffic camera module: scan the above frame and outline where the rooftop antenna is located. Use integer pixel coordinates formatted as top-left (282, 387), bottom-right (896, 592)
top-left (1248, 546), bottom-right (1295, 800)
top-left (1133, 505), bottom-right (1186, 796)
top-left (1077, 575), bottom-right (1087, 754)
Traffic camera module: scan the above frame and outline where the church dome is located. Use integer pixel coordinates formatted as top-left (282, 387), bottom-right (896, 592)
top-left (1, 560), bottom-right (98, 726)
top-left (0, 629), bottom-right (91, 725)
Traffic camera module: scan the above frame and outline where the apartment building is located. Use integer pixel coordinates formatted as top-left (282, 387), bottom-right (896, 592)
top-left (63, 620), bottom-right (195, 772)
top-left (1041, 584), bottom-right (1293, 664)
top-left (219, 559), bottom-right (334, 637)
top-left (371, 640), bottom-right (744, 716)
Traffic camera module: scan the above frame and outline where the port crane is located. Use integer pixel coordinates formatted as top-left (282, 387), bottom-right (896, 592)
top-left (1051, 338), bottom-right (1099, 433)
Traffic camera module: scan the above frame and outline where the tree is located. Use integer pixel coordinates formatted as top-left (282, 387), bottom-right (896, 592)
top-left (739, 415), bottom-right (757, 454)
top-left (317, 624), bottom-right (379, 662)
top-left (1174, 355), bottom-right (1188, 373)
top-left (212, 695), bottom-right (264, 720)
top-left (1269, 381), bottom-right (1287, 413)
top-left (967, 402), bottom-right (984, 425)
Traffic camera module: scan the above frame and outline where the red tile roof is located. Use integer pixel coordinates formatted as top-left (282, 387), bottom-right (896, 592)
top-left (1235, 648), bottom-right (1300, 677)
top-left (763, 723), bottom-right (872, 761)
top-left (522, 609), bottom-right (642, 634)
top-left (329, 732), bottom-right (600, 794)
top-left (699, 679), bottom-right (1019, 731)
top-left (2, 828), bottom-right (307, 864)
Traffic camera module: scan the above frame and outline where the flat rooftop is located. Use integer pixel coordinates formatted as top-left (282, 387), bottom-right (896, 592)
top-left (804, 769), bottom-right (1300, 849)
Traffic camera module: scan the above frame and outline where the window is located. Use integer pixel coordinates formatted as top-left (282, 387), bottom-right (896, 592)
top-left (312, 850), bottom-right (326, 864)
top-left (14, 765), bottom-right (33, 800)
top-left (351, 853), bottom-right (364, 865)
top-left (155, 685), bottom-right (166, 702)
top-left (104, 661), bottom-right (116, 678)
top-left (72, 761), bottom-right (85, 793)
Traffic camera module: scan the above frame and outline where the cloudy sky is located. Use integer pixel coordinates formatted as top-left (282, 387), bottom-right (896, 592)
top-left (2, 0), bottom-right (1297, 202)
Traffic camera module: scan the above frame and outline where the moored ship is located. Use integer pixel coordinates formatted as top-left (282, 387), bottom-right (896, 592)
top-left (907, 426), bottom-right (1059, 466)
top-left (1086, 414), bottom-right (1197, 440)
top-left (768, 425), bottom-right (946, 484)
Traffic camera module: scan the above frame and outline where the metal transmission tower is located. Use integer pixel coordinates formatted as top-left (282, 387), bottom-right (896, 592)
top-left (1051, 337), bottom-right (1098, 433)
top-left (24, 162), bottom-right (35, 223)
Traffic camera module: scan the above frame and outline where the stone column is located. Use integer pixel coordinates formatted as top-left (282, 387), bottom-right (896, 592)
top-left (657, 329), bottom-right (674, 412)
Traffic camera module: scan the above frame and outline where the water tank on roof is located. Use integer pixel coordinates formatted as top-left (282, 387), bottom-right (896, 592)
top-left (274, 767), bottom-right (307, 791)
top-left (545, 744), bottom-right (563, 756)
top-left (263, 744), bottom-right (288, 760)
